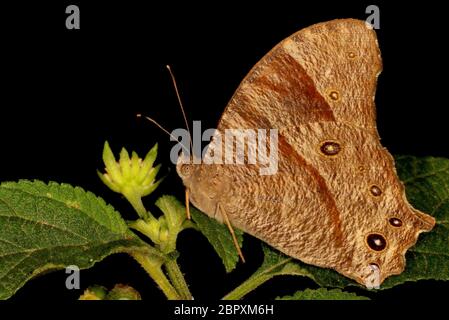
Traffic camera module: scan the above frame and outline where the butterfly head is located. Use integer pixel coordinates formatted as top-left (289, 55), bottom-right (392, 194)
top-left (176, 152), bottom-right (202, 188)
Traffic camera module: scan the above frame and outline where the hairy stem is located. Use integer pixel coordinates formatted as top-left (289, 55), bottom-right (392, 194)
top-left (124, 191), bottom-right (158, 223)
top-left (165, 258), bottom-right (192, 300)
top-left (222, 274), bottom-right (272, 300)
top-left (131, 251), bottom-right (180, 300)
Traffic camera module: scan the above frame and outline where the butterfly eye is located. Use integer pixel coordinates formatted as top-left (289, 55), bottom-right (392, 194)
top-left (389, 217), bottom-right (403, 227)
top-left (180, 164), bottom-right (192, 177)
top-left (366, 233), bottom-right (387, 251)
top-left (320, 141), bottom-right (341, 156)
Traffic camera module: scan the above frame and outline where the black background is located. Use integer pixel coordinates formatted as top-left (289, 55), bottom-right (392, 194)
top-left (1, 0), bottom-right (448, 307)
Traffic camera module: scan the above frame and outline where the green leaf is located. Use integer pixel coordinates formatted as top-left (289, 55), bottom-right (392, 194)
top-left (0, 180), bottom-right (148, 300)
top-left (254, 244), bottom-right (314, 279)
top-left (223, 244), bottom-right (314, 299)
top-left (190, 207), bottom-right (243, 273)
top-left (276, 288), bottom-right (369, 300)
top-left (260, 245), bottom-right (353, 290)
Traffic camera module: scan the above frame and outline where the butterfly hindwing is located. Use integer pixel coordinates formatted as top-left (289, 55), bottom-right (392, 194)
top-left (280, 122), bottom-right (434, 283)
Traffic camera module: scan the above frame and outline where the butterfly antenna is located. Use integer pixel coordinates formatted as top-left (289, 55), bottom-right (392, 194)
top-left (166, 65), bottom-right (194, 221)
top-left (136, 114), bottom-right (189, 154)
top-left (166, 65), bottom-right (193, 153)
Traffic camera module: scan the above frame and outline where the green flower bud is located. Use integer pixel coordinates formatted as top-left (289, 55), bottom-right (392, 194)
top-left (106, 284), bottom-right (141, 300)
top-left (98, 142), bottom-right (163, 219)
top-left (79, 285), bottom-right (108, 300)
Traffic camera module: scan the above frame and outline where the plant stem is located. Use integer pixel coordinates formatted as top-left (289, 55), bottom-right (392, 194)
top-left (131, 251), bottom-right (180, 300)
top-left (165, 258), bottom-right (192, 300)
top-left (222, 274), bottom-right (271, 300)
top-left (124, 191), bottom-right (157, 223)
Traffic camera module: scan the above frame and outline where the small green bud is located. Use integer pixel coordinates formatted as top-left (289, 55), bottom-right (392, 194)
top-left (106, 284), bottom-right (141, 300)
top-left (98, 142), bottom-right (163, 218)
top-left (79, 285), bottom-right (108, 300)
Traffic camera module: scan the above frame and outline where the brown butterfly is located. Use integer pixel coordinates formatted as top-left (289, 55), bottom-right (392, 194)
top-left (175, 19), bottom-right (435, 287)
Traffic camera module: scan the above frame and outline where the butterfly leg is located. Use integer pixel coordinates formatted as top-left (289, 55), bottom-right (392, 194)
top-left (185, 188), bottom-right (191, 220)
top-left (217, 203), bottom-right (245, 263)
